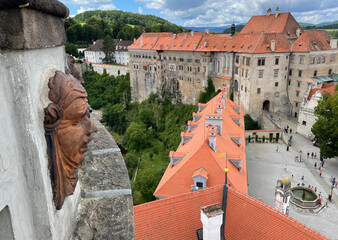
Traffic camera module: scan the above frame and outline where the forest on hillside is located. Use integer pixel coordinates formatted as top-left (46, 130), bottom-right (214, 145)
top-left (66, 10), bottom-right (188, 45)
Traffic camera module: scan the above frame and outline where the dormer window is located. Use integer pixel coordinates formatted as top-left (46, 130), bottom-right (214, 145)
top-left (191, 168), bottom-right (208, 191)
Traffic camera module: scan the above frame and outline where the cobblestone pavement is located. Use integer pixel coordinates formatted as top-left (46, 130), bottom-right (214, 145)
top-left (246, 113), bottom-right (338, 239)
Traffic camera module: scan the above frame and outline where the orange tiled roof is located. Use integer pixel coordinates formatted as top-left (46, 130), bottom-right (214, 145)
top-left (240, 12), bottom-right (302, 38)
top-left (307, 84), bottom-right (335, 100)
top-left (192, 168), bottom-right (208, 179)
top-left (154, 87), bottom-right (247, 198)
top-left (293, 30), bottom-right (332, 52)
top-left (134, 185), bottom-right (329, 240)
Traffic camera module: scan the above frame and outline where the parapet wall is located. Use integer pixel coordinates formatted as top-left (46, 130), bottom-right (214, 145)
top-left (84, 62), bottom-right (129, 77)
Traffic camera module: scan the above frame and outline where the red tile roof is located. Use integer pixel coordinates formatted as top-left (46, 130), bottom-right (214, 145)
top-left (154, 87), bottom-right (247, 198)
top-left (85, 39), bottom-right (104, 51)
top-left (293, 30), bottom-right (332, 52)
top-left (240, 12), bottom-right (302, 38)
top-left (307, 84), bottom-right (336, 100)
top-left (134, 185), bottom-right (329, 240)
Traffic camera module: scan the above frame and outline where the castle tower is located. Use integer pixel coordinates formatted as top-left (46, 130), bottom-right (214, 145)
top-left (275, 178), bottom-right (291, 215)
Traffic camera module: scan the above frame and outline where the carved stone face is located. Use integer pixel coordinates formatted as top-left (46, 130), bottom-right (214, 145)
top-left (44, 71), bottom-right (97, 209)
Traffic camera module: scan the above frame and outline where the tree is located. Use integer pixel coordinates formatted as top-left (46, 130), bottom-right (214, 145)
top-left (65, 43), bottom-right (79, 57)
top-left (102, 35), bottom-right (115, 64)
top-left (125, 122), bottom-right (148, 151)
top-left (312, 88), bottom-right (338, 159)
top-left (244, 114), bottom-right (260, 130)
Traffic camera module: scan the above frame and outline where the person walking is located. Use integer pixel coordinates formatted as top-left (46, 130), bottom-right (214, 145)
top-left (290, 128), bottom-right (292, 134)
top-left (319, 170), bottom-right (322, 177)
top-left (276, 146), bottom-right (279, 152)
top-left (314, 162), bottom-right (317, 168)
top-left (314, 153), bottom-right (317, 158)
top-left (286, 146), bottom-right (289, 151)
top-left (307, 152), bottom-right (310, 158)
top-left (301, 175), bottom-right (304, 181)
top-left (314, 187), bottom-right (317, 192)
top-left (284, 165), bottom-right (288, 172)
top-left (311, 152), bottom-right (314, 158)
top-left (291, 175), bottom-right (294, 180)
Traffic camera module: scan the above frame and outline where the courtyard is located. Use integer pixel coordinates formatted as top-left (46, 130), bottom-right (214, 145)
top-left (246, 129), bottom-right (338, 239)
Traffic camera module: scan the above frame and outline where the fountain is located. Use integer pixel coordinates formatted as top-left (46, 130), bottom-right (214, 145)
top-left (290, 186), bottom-right (320, 209)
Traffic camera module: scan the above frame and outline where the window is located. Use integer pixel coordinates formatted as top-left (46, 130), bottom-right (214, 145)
top-left (133, 63), bottom-right (139, 70)
top-left (299, 56), bottom-right (304, 64)
top-left (310, 56), bottom-right (315, 64)
top-left (288, 80), bottom-right (291, 86)
top-left (173, 56), bottom-right (176, 61)
top-left (169, 64), bottom-right (176, 71)
top-left (169, 56), bottom-right (171, 60)
top-left (258, 70), bottom-right (264, 78)
top-left (187, 66), bottom-right (192, 72)
top-left (245, 87), bottom-right (247, 92)
top-left (246, 58), bottom-right (250, 66)
top-left (187, 57), bottom-right (192, 63)
top-left (241, 85), bottom-right (243, 91)
top-left (235, 67), bottom-right (239, 74)
top-left (290, 55), bottom-right (294, 63)
top-left (322, 56), bottom-right (325, 63)
top-left (298, 70), bottom-right (302, 77)
top-left (297, 81), bottom-right (301, 87)
top-left (197, 67), bottom-right (200, 72)
top-left (241, 69), bottom-right (244, 76)
top-left (187, 77), bottom-right (192, 82)
top-left (179, 76), bottom-right (184, 81)
top-left (195, 58), bottom-right (200, 63)
top-left (245, 69), bottom-right (248, 78)
top-left (197, 182), bottom-right (203, 188)
top-left (314, 70), bottom-right (317, 77)
top-left (296, 91), bottom-right (300, 97)
top-left (179, 56), bottom-right (184, 62)
top-left (275, 82), bottom-right (279, 87)
top-left (275, 58), bottom-right (279, 65)
top-left (296, 102), bottom-right (299, 107)
top-left (234, 80), bottom-right (239, 92)
top-left (242, 57), bottom-right (245, 65)
top-left (235, 56), bottom-right (239, 64)
top-left (197, 78), bottom-right (201, 83)
top-left (257, 88), bottom-right (261, 94)
top-left (289, 69), bottom-right (292, 76)
top-left (329, 69), bottom-right (332, 75)
top-left (294, 112), bottom-right (298, 118)
top-left (274, 69), bottom-right (279, 77)
top-left (302, 121), bottom-right (306, 125)
top-left (317, 56), bottom-right (321, 64)
top-left (203, 57), bottom-right (207, 62)
top-left (258, 58), bottom-right (265, 66)
top-left (330, 54), bottom-right (336, 62)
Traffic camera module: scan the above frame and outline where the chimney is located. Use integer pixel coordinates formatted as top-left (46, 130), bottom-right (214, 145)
top-left (194, 42), bottom-right (197, 50)
top-left (208, 126), bottom-right (217, 152)
top-left (330, 38), bottom-right (337, 49)
top-left (230, 23), bottom-right (235, 36)
top-left (275, 7), bottom-right (279, 17)
top-left (200, 205), bottom-right (224, 240)
top-left (204, 40), bottom-right (208, 47)
top-left (140, 35), bottom-right (143, 48)
top-left (296, 26), bottom-right (301, 38)
top-left (173, 33), bottom-right (177, 39)
top-left (267, 8), bottom-right (271, 16)
top-left (205, 28), bottom-right (209, 34)
top-left (133, 38), bottom-right (136, 42)
top-left (271, 40), bottom-right (276, 52)
top-left (191, 31), bottom-right (194, 36)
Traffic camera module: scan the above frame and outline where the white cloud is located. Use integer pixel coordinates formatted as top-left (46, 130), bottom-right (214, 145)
top-left (138, 7), bottom-right (143, 14)
top-left (99, 3), bottom-right (117, 10)
top-left (137, 0), bottom-right (338, 26)
top-left (77, 6), bottom-right (94, 14)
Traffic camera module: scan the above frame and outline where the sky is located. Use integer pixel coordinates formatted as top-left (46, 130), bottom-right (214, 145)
top-left (62, 0), bottom-right (338, 27)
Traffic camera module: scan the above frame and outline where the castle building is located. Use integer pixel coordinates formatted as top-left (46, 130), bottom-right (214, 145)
top-left (85, 39), bottom-right (133, 65)
top-left (128, 9), bottom-right (338, 120)
top-left (297, 76), bottom-right (337, 139)
top-left (154, 86), bottom-right (247, 199)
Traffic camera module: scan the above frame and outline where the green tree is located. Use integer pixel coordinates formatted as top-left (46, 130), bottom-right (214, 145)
top-left (102, 35), bottom-right (115, 64)
top-left (244, 114), bottom-right (260, 130)
top-left (65, 43), bottom-right (79, 57)
top-left (199, 78), bottom-right (217, 103)
top-left (125, 122), bottom-right (148, 151)
top-left (312, 89), bottom-right (338, 159)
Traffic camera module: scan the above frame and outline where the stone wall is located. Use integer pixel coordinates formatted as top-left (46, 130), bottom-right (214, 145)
top-left (84, 62), bottom-right (129, 77)
top-left (72, 114), bottom-right (135, 240)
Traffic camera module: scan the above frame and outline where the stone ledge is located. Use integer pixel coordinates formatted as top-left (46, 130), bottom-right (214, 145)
top-left (0, 8), bottom-right (66, 50)
top-left (72, 114), bottom-right (134, 239)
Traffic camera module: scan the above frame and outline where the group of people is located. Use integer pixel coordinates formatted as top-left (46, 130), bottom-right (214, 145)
top-left (307, 152), bottom-right (317, 158)
top-left (284, 125), bottom-right (292, 134)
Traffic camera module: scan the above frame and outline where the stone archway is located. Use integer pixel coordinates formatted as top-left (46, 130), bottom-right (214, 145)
top-left (263, 100), bottom-right (270, 111)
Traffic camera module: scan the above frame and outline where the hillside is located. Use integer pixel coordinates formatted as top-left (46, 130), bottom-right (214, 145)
top-left (73, 10), bottom-right (188, 33)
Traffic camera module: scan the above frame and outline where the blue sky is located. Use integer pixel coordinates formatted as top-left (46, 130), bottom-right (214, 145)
top-left (62, 0), bottom-right (338, 27)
